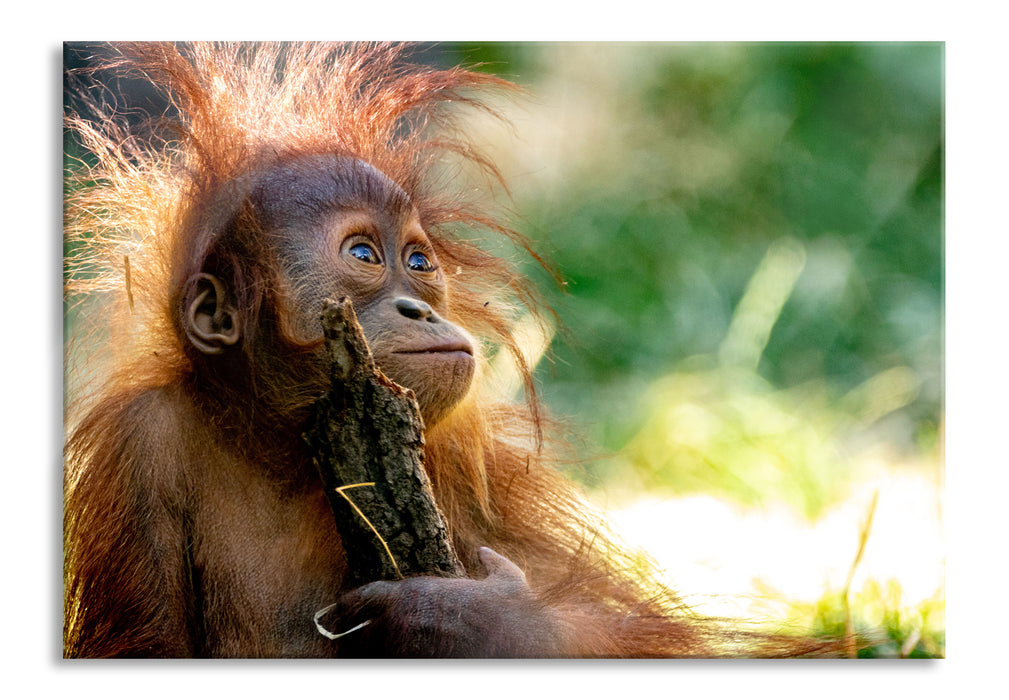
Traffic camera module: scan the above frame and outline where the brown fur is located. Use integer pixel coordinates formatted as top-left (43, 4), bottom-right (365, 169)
top-left (64, 42), bottom-right (837, 658)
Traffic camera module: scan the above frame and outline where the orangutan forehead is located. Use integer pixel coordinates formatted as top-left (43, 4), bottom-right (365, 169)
top-left (251, 155), bottom-right (414, 230)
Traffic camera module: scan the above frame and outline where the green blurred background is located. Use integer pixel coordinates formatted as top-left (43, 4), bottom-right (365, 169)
top-left (436, 42), bottom-right (944, 656)
top-left (438, 42), bottom-right (941, 488)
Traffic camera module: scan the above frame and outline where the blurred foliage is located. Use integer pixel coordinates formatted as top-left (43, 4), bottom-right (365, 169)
top-left (444, 43), bottom-right (944, 655)
top-left (787, 582), bottom-right (945, 658)
top-left (446, 42), bottom-right (943, 504)
top-left (625, 365), bottom-right (851, 520)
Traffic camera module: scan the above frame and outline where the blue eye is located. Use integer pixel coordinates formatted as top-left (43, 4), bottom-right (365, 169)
top-left (407, 251), bottom-right (436, 272)
top-left (348, 242), bottom-right (380, 265)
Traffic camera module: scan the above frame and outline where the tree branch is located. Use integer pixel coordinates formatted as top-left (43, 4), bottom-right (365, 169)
top-left (303, 297), bottom-right (465, 588)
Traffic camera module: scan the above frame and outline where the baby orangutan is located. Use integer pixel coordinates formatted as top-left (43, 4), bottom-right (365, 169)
top-left (63, 42), bottom-right (836, 658)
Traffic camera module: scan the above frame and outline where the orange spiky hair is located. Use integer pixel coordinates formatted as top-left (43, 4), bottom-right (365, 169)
top-left (64, 41), bottom-right (548, 433)
top-left (64, 43), bottom-right (842, 657)
top-left (64, 40), bottom-right (558, 557)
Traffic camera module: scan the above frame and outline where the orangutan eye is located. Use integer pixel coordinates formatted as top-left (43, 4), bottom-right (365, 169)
top-left (407, 251), bottom-right (436, 273)
top-left (348, 242), bottom-right (381, 265)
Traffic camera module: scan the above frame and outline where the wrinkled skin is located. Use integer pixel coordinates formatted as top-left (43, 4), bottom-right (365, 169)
top-left (258, 155), bottom-right (477, 425)
top-left (319, 548), bottom-right (566, 658)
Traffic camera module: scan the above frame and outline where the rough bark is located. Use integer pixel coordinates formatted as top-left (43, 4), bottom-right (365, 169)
top-left (303, 297), bottom-right (465, 587)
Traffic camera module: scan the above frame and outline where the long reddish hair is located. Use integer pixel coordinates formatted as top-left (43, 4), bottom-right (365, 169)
top-left (64, 42), bottom-right (837, 656)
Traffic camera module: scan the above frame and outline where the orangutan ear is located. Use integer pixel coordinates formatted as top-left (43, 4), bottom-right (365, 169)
top-left (184, 273), bottom-right (242, 355)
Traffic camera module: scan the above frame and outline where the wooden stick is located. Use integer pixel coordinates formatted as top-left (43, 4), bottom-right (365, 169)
top-left (303, 297), bottom-right (465, 588)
